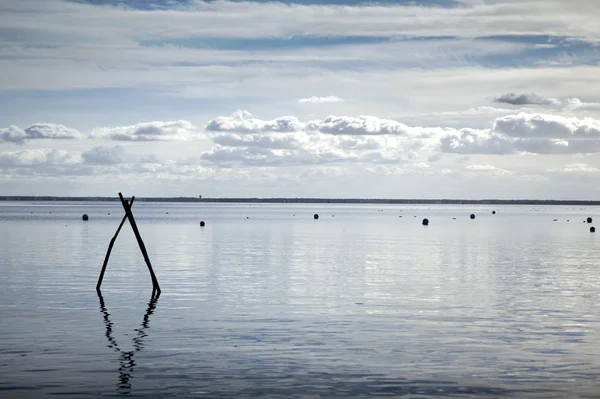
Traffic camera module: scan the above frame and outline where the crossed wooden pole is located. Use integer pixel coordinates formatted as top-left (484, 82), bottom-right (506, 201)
top-left (96, 192), bottom-right (161, 296)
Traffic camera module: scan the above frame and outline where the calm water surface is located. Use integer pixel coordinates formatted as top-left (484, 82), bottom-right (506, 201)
top-left (1, 202), bottom-right (600, 398)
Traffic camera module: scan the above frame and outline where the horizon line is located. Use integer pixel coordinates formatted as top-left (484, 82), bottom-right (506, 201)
top-left (1, 196), bottom-right (600, 205)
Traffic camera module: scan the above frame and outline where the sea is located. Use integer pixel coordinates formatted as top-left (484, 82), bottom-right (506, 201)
top-left (1, 201), bottom-right (600, 398)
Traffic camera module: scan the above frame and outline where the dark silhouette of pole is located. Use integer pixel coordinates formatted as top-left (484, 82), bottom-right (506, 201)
top-left (118, 192), bottom-right (161, 295)
top-left (96, 197), bottom-right (135, 292)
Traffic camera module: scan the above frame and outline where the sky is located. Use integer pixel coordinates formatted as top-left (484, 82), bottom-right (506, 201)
top-left (1, 0), bottom-right (600, 199)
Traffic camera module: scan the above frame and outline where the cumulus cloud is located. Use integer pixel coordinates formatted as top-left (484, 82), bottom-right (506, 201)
top-left (465, 164), bottom-right (514, 175)
top-left (202, 111), bottom-right (600, 167)
top-left (298, 96), bottom-right (345, 104)
top-left (91, 120), bottom-right (197, 141)
top-left (493, 93), bottom-right (561, 107)
top-left (0, 123), bottom-right (82, 144)
top-left (0, 149), bottom-right (81, 166)
top-left (23, 123), bottom-right (83, 140)
top-left (442, 113), bottom-right (600, 155)
top-left (207, 111), bottom-right (449, 138)
top-left (493, 113), bottom-right (600, 138)
top-left (548, 163), bottom-right (600, 173)
top-left (440, 129), bottom-right (514, 155)
top-left (206, 111), bottom-right (304, 133)
top-left (0, 126), bottom-right (27, 144)
top-left (203, 112), bottom-right (441, 166)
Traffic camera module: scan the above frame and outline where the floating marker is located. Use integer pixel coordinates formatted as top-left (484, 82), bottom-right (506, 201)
top-left (200, 221), bottom-right (205, 227)
top-left (591, 226), bottom-right (596, 233)
top-left (492, 211), bottom-right (496, 214)
top-left (82, 214), bottom-right (89, 221)
top-left (587, 217), bottom-right (593, 223)
top-left (314, 214), bottom-right (319, 220)
top-left (470, 214), bottom-right (475, 219)
top-left (422, 218), bottom-right (429, 226)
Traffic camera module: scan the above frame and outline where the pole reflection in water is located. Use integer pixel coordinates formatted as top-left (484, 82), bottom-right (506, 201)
top-left (97, 292), bottom-right (160, 394)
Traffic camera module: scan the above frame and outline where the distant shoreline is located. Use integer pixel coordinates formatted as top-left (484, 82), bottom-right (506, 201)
top-left (1, 196), bottom-right (599, 206)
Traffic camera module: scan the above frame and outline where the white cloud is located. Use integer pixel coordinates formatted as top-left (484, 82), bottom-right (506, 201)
top-left (201, 111), bottom-right (444, 167)
top-left (548, 163), bottom-right (600, 173)
top-left (0, 123), bottom-right (82, 144)
top-left (201, 111), bottom-right (600, 169)
top-left (298, 96), bottom-right (345, 104)
top-left (0, 149), bottom-right (81, 166)
top-left (0, 126), bottom-right (27, 145)
top-left (440, 129), bottom-right (514, 155)
top-left (493, 113), bottom-right (600, 139)
top-left (23, 123), bottom-right (83, 140)
top-left (206, 111), bottom-right (304, 133)
top-left (465, 164), bottom-right (514, 175)
top-left (90, 120), bottom-right (198, 141)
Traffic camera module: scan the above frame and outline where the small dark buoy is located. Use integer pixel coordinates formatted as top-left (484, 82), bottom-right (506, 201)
top-left (470, 214), bottom-right (475, 219)
top-left (108, 213), bottom-right (110, 215)
top-left (492, 211), bottom-right (496, 215)
top-left (314, 214), bottom-right (319, 220)
top-left (200, 221), bottom-right (205, 227)
top-left (553, 219), bottom-right (558, 222)
top-left (399, 216), bottom-right (402, 218)
top-left (82, 214), bottom-right (89, 221)
top-left (587, 217), bottom-right (593, 223)
top-left (591, 226), bottom-right (596, 233)
top-left (246, 216), bottom-right (249, 219)
top-left (452, 217), bottom-right (456, 220)
top-left (422, 218), bottom-right (429, 226)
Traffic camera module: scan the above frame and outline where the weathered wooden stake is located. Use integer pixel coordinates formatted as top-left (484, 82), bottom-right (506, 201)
top-left (96, 193), bottom-right (161, 296)
top-left (118, 192), bottom-right (161, 295)
top-left (96, 197), bottom-right (135, 292)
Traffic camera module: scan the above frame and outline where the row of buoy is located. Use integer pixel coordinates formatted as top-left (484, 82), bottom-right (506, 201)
top-left (82, 212), bottom-right (597, 234)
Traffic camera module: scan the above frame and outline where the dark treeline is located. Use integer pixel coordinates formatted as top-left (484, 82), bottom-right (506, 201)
top-left (1, 196), bottom-right (600, 205)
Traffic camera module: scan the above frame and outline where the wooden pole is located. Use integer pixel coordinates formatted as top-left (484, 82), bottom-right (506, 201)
top-left (96, 197), bottom-right (135, 292)
top-left (118, 192), bottom-right (161, 295)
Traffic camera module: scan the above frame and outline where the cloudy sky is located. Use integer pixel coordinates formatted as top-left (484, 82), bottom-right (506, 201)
top-left (2, 0), bottom-right (600, 198)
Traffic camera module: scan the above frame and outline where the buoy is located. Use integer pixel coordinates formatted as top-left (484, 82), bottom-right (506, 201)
top-left (314, 214), bottom-right (319, 220)
top-left (587, 217), bottom-right (593, 223)
top-left (200, 221), bottom-right (205, 227)
top-left (422, 218), bottom-right (429, 226)
top-left (591, 226), bottom-right (596, 233)
top-left (470, 214), bottom-right (475, 219)
top-left (82, 214), bottom-right (89, 221)
top-left (492, 211), bottom-right (496, 214)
